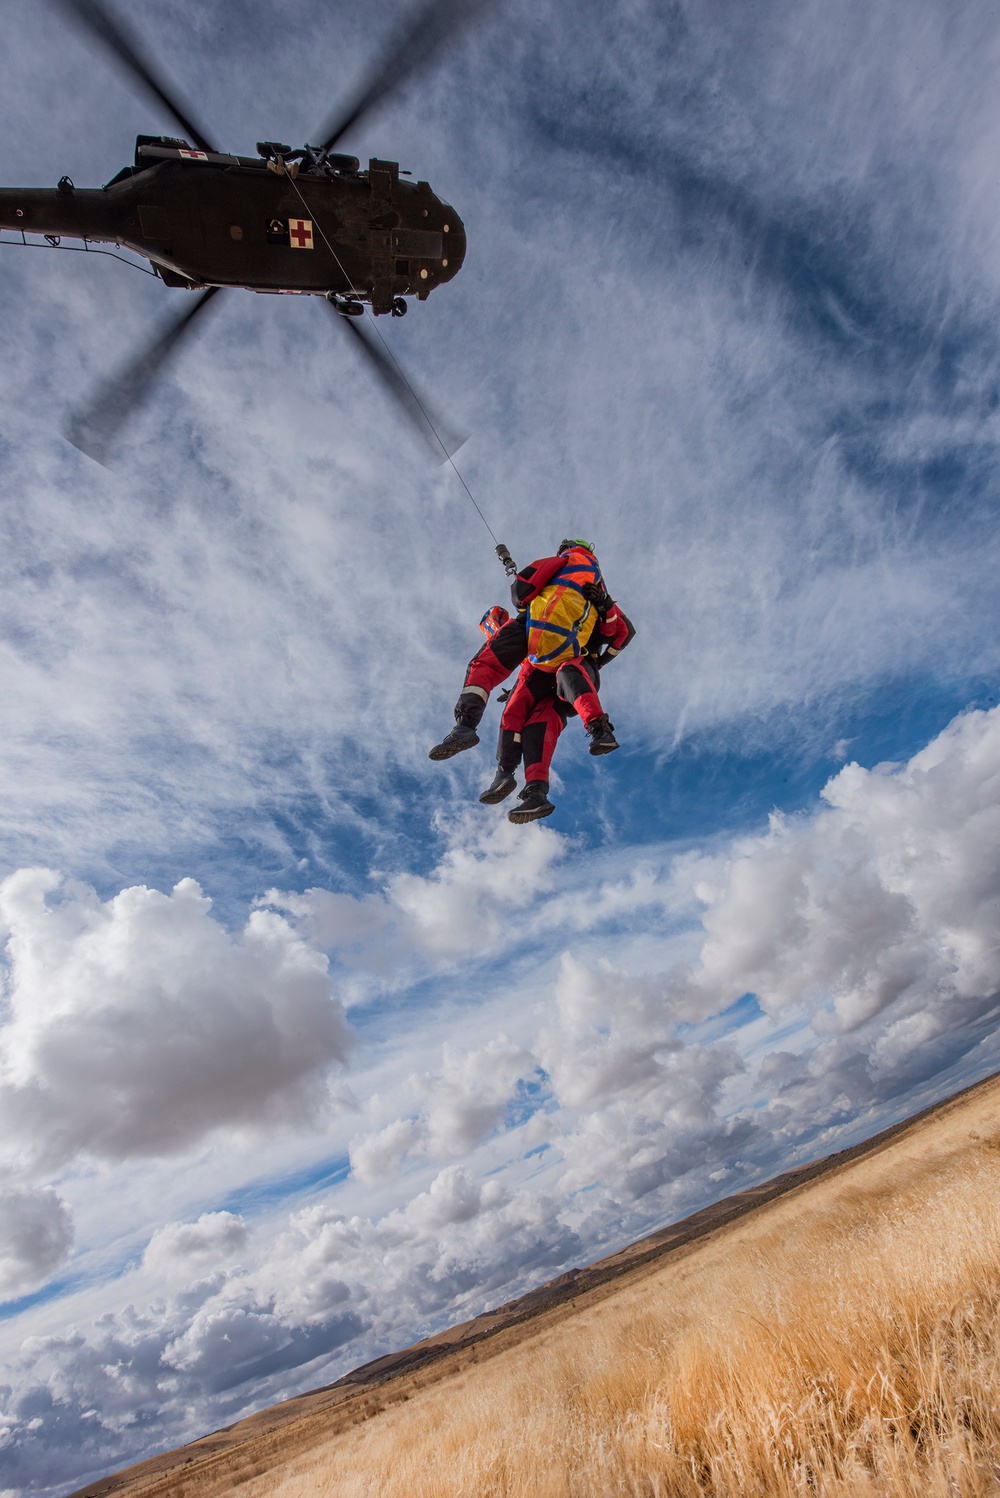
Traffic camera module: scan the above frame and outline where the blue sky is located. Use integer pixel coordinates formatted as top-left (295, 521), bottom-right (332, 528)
top-left (4, 0), bottom-right (1000, 1492)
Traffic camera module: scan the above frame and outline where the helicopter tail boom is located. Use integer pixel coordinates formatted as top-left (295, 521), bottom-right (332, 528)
top-left (0, 187), bottom-right (118, 244)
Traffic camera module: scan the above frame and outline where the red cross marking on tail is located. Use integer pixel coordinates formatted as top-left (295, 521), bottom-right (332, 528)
top-left (178, 149), bottom-right (208, 160)
top-left (288, 218), bottom-right (314, 250)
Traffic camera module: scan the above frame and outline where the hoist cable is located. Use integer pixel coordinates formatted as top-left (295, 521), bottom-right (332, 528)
top-left (288, 173), bottom-right (502, 550)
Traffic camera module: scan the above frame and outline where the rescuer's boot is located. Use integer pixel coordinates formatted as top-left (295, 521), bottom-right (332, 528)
top-left (507, 782), bottom-right (555, 824)
top-left (428, 692), bottom-right (485, 760)
top-left (587, 714), bottom-right (619, 756)
top-left (479, 769), bottom-right (517, 804)
top-left (429, 725), bottom-right (479, 759)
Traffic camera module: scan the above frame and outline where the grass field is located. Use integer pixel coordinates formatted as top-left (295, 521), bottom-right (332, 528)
top-left (228, 1083), bottom-right (1000, 1498)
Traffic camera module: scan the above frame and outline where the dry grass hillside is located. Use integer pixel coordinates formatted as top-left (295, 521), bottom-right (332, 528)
top-left (71, 1071), bottom-right (1000, 1498)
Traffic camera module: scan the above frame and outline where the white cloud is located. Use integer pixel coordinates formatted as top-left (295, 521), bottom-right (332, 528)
top-left (421, 1038), bottom-right (535, 1155)
top-left (6, 0), bottom-right (1000, 1491)
top-left (6, 701), bottom-right (1000, 1498)
top-left (3, 0), bottom-right (1000, 885)
top-left (348, 1117), bottom-right (422, 1186)
top-left (0, 871), bottom-right (353, 1171)
top-left (271, 812), bottom-right (569, 977)
top-left (269, 821), bottom-right (691, 1014)
top-left (142, 1213), bottom-right (248, 1277)
top-left (0, 1184), bottom-right (73, 1301)
top-left (690, 706), bottom-right (1000, 1039)
top-left (348, 1035), bottom-right (534, 1183)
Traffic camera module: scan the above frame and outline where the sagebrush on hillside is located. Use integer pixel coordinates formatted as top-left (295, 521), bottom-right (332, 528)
top-left (242, 1120), bottom-right (1000, 1497)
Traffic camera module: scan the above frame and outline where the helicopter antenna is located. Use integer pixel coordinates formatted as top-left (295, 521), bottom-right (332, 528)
top-left (288, 174), bottom-right (510, 569)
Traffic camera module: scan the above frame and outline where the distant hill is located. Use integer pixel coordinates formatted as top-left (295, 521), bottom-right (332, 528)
top-left (67, 1069), bottom-right (1000, 1497)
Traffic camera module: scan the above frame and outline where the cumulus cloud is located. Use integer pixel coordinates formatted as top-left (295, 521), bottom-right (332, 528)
top-left (269, 817), bottom-right (691, 1010)
top-left (690, 706), bottom-right (1000, 1041)
top-left (388, 817), bottom-right (567, 956)
top-left (269, 812), bottom-right (569, 977)
top-left (0, 1184), bottom-right (73, 1301)
top-left (348, 1117), bottom-right (423, 1186)
top-left (7, 701), bottom-right (1000, 1496)
top-left (0, 871), bottom-right (354, 1170)
top-left (8, 0), bottom-right (1000, 1492)
top-left (349, 1035), bottom-right (535, 1183)
top-left (322, 702), bottom-right (1000, 1231)
top-left (348, 704), bottom-right (1000, 1223)
top-left (142, 1213), bottom-right (249, 1278)
top-left (0, 1162), bottom-right (582, 1495)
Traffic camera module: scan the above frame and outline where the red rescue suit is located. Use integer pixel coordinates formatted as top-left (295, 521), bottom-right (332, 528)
top-left (496, 646), bottom-right (619, 786)
top-left (459, 548), bottom-right (629, 721)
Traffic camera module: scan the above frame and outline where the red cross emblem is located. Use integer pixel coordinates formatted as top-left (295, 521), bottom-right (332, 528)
top-left (288, 218), bottom-right (314, 250)
top-left (178, 149), bottom-right (209, 160)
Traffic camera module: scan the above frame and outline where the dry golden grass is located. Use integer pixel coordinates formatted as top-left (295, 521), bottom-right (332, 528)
top-left (235, 1117), bottom-right (1000, 1498)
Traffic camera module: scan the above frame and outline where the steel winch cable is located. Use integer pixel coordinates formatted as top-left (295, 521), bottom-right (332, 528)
top-left (288, 173), bottom-right (514, 573)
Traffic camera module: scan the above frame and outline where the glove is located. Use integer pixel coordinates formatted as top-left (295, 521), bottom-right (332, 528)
top-left (582, 582), bottom-right (613, 612)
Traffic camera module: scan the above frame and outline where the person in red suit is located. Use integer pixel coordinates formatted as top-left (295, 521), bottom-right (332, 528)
top-left (428, 540), bottom-right (632, 765)
top-left (480, 598), bottom-right (636, 822)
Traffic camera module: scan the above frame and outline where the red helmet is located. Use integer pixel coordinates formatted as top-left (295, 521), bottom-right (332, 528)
top-left (480, 605), bottom-right (510, 640)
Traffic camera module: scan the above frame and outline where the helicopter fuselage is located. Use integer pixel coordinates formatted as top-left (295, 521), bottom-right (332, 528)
top-left (0, 139), bottom-right (466, 313)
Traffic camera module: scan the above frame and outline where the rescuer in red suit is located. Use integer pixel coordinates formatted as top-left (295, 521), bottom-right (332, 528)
top-left (428, 540), bottom-right (631, 762)
top-left (479, 598), bottom-right (636, 822)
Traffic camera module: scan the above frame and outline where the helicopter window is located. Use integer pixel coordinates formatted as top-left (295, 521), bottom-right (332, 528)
top-left (396, 260), bottom-right (410, 275)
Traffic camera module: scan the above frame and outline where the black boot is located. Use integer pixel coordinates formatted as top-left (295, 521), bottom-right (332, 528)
top-left (479, 768), bottom-right (518, 804)
top-left (507, 782), bottom-right (555, 824)
top-left (587, 714), bottom-right (619, 756)
top-left (428, 692), bottom-right (485, 761)
top-left (429, 725), bottom-right (480, 760)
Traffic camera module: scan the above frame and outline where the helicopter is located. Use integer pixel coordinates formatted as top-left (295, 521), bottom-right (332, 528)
top-left (1, 0), bottom-right (486, 463)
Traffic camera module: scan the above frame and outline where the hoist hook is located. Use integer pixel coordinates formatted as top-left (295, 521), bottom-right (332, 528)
top-left (495, 542), bottom-right (516, 576)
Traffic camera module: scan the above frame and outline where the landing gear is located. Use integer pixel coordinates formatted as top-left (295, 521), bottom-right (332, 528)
top-left (391, 297), bottom-right (408, 317)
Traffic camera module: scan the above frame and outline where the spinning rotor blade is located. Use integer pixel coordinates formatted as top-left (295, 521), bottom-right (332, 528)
top-left (52, 0), bottom-right (216, 153)
top-left (68, 286), bottom-right (222, 465)
top-left (328, 303), bottom-right (465, 460)
top-left (315, 0), bottom-right (492, 153)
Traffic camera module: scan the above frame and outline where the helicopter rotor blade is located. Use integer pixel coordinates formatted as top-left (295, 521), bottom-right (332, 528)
top-left (328, 302), bottom-right (465, 461)
top-left (314, 0), bottom-right (492, 154)
top-left (51, 0), bottom-right (217, 154)
top-left (68, 286), bottom-right (222, 465)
